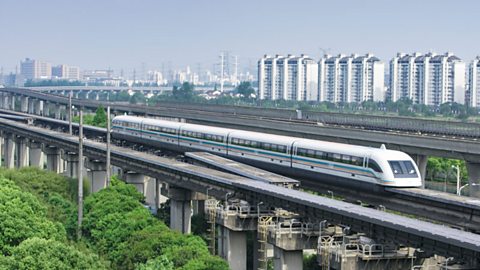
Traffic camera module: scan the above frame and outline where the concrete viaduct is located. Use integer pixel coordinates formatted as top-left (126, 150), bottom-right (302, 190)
top-left (1, 87), bottom-right (479, 197)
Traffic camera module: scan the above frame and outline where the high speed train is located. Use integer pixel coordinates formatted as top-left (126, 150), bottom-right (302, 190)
top-left (112, 115), bottom-right (422, 188)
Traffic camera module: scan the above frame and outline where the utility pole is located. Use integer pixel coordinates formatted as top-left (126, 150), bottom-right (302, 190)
top-left (220, 52), bottom-right (224, 93)
top-left (106, 106), bottom-right (111, 187)
top-left (77, 108), bottom-right (84, 240)
top-left (68, 91), bottom-right (72, 135)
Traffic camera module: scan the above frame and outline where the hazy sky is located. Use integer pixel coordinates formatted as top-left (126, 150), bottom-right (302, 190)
top-left (1, 0), bottom-right (479, 73)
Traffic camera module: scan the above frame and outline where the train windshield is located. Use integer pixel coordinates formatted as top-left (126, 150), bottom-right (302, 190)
top-left (388, 161), bottom-right (418, 178)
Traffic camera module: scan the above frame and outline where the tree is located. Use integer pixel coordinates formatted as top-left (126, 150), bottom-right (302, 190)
top-left (0, 178), bottom-right (66, 254)
top-left (130, 92), bottom-right (146, 104)
top-left (136, 256), bottom-right (174, 270)
top-left (0, 237), bottom-right (106, 270)
top-left (172, 82), bottom-right (194, 100)
top-left (235, 81), bottom-right (255, 99)
top-left (93, 106), bottom-right (107, 127)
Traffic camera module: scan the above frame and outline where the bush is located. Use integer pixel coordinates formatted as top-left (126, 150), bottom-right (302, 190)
top-left (82, 178), bottom-right (228, 269)
top-left (0, 178), bottom-right (66, 255)
top-left (0, 237), bottom-right (106, 270)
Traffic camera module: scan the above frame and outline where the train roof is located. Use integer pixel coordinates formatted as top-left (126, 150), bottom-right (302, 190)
top-left (113, 115), bottom-right (144, 124)
top-left (293, 138), bottom-right (409, 160)
top-left (229, 130), bottom-right (297, 145)
top-left (142, 117), bottom-right (183, 129)
top-left (180, 123), bottom-right (235, 136)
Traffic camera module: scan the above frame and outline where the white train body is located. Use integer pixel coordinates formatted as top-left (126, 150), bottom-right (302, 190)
top-left (112, 115), bottom-right (422, 188)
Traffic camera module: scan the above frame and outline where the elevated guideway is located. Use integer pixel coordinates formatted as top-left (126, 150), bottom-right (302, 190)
top-left (0, 117), bottom-right (479, 263)
top-left (1, 109), bottom-right (480, 232)
top-left (185, 152), bottom-right (299, 188)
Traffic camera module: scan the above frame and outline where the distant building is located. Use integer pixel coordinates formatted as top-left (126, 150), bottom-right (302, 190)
top-left (389, 52), bottom-right (466, 105)
top-left (20, 58), bottom-right (52, 80)
top-left (318, 53), bottom-right (385, 103)
top-left (468, 56), bottom-right (480, 107)
top-left (52, 65), bottom-right (80, 80)
top-left (258, 54), bottom-right (318, 101)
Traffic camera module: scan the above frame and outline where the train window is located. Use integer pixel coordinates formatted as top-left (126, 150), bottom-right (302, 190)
top-left (297, 148), bottom-right (307, 156)
top-left (341, 155), bottom-right (351, 164)
top-left (263, 143), bottom-right (271, 150)
top-left (278, 145), bottom-right (286, 153)
top-left (307, 150), bottom-right (315, 158)
top-left (333, 153), bottom-right (342, 162)
top-left (351, 156), bottom-right (362, 166)
top-left (251, 141), bottom-right (258, 147)
top-left (388, 161), bottom-right (417, 178)
top-left (403, 161), bottom-right (417, 175)
top-left (315, 151), bottom-right (324, 159)
top-left (368, 160), bottom-right (383, 173)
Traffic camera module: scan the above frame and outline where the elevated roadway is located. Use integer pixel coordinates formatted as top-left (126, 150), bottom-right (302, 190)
top-left (0, 117), bottom-right (479, 264)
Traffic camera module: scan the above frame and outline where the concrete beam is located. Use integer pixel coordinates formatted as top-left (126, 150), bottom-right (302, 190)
top-left (273, 247), bottom-right (303, 270)
top-left (85, 158), bottom-right (107, 193)
top-left (466, 162), bottom-right (480, 198)
top-left (28, 141), bottom-right (43, 168)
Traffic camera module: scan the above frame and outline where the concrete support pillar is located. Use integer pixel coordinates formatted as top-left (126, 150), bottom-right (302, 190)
top-left (10, 95), bottom-right (16, 110)
top-left (4, 134), bottom-right (15, 168)
top-left (466, 161), bottom-right (480, 197)
top-left (218, 227), bottom-right (247, 270)
top-left (27, 99), bottom-right (35, 114)
top-left (15, 137), bottom-right (28, 168)
top-left (125, 172), bottom-right (156, 209)
top-left (43, 102), bottom-right (50, 117)
top-left (192, 200), bottom-right (205, 216)
top-left (54, 104), bottom-right (61, 119)
top-left (20, 96), bottom-right (28, 113)
top-left (85, 158), bottom-right (107, 193)
top-left (168, 187), bottom-right (192, 234)
top-left (273, 247), bottom-right (303, 270)
top-left (0, 93), bottom-right (4, 109)
top-left (43, 145), bottom-right (61, 173)
top-left (28, 141), bottom-right (43, 168)
top-left (33, 100), bottom-right (43, 115)
top-left (412, 154), bottom-right (428, 188)
top-left (63, 151), bottom-right (79, 179)
top-left (155, 180), bottom-right (169, 209)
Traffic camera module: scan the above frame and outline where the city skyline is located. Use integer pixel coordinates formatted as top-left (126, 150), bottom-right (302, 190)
top-left (1, 0), bottom-right (479, 73)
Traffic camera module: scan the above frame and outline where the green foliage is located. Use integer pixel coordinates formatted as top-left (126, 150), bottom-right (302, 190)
top-left (136, 255), bottom-right (174, 270)
top-left (130, 92), bottom-right (147, 104)
top-left (426, 157), bottom-right (468, 183)
top-left (0, 237), bottom-right (106, 270)
top-left (0, 178), bottom-right (66, 255)
top-left (172, 82), bottom-right (195, 100)
top-left (303, 254), bottom-right (320, 270)
top-left (82, 177), bottom-right (228, 270)
top-left (111, 90), bottom-right (131, 102)
top-left (235, 81), bottom-right (255, 99)
top-left (0, 167), bottom-right (82, 239)
top-left (93, 105), bottom-right (108, 127)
